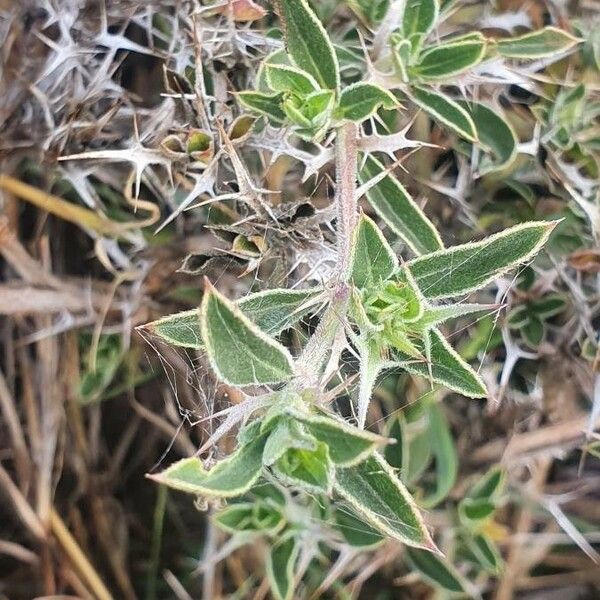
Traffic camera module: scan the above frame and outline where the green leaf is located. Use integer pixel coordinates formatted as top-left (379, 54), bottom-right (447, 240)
top-left (507, 305), bottom-right (530, 329)
top-left (350, 213), bottom-right (398, 289)
top-left (336, 82), bottom-right (398, 122)
top-left (334, 507), bottom-right (384, 548)
top-left (273, 441), bottom-right (334, 493)
top-left (200, 283), bottom-right (294, 386)
top-left (262, 419), bottom-right (317, 466)
top-left (412, 33), bottom-right (486, 80)
top-left (422, 402), bottom-right (458, 507)
top-left (464, 533), bottom-right (503, 574)
top-left (402, 0), bottom-right (439, 40)
top-left (459, 497), bottom-right (495, 526)
top-left (146, 288), bottom-right (321, 350)
top-left (335, 453), bottom-right (436, 549)
top-left (410, 87), bottom-right (477, 142)
top-left (276, 0), bottom-right (340, 90)
top-left (405, 547), bottom-right (467, 595)
top-left (407, 221), bottom-right (557, 299)
top-left (394, 328), bottom-right (487, 398)
top-left (237, 288), bottom-right (323, 335)
top-left (148, 433), bottom-right (267, 497)
top-left (531, 293), bottom-right (567, 319)
top-left (469, 466), bottom-right (505, 501)
top-left (359, 155), bottom-right (443, 255)
top-left (413, 303), bottom-right (498, 330)
top-left (283, 89), bottom-right (335, 140)
top-left (522, 315), bottom-right (545, 346)
top-left (265, 63), bottom-right (319, 95)
top-left (238, 91), bottom-right (286, 125)
top-left (299, 413), bottom-right (388, 466)
top-left (496, 27), bottom-right (580, 59)
top-left (213, 502), bottom-right (285, 535)
top-left (266, 536), bottom-right (300, 600)
top-left (461, 102), bottom-right (517, 173)
top-left (385, 414), bottom-right (432, 487)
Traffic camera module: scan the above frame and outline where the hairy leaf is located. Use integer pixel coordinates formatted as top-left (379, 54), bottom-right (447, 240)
top-left (213, 502), bottom-right (284, 535)
top-left (147, 288), bottom-right (320, 349)
top-left (336, 82), bottom-right (398, 122)
top-left (496, 26), bottom-right (580, 59)
top-left (148, 434), bottom-right (267, 497)
top-left (300, 413), bottom-right (388, 466)
top-left (462, 102), bottom-right (517, 173)
top-left (334, 507), bottom-right (384, 548)
top-left (265, 63), bottom-right (319, 95)
top-left (359, 155), bottom-right (443, 255)
top-left (411, 87), bottom-right (477, 141)
top-left (407, 221), bottom-right (556, 299)
top-left (412, 33), bottom-right (486, 79)
top-left (238, 91), bottom-right (286, 125)
top-left (394, 328), bottom-right (487, 397)
top-left (335, 453), bottom-right (436, 549)
top-left (262, 419), bottom-right (317, 466)
top-left (200, 283), bottom-right (294, 385)
top-left (413, 303), bottom-right (498, 330)
top-left (273, 441), bottom-right (334, 493)
top-left (402, 0), bottom-right (439, 40)
top-left (350, 213), bottom-right (398, 289)
top-left (276, 0), bottom-right (339, 90)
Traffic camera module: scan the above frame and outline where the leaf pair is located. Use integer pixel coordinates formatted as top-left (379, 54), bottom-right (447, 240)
top-left (145, 286), bottom-right (322, 384)
top-left (240, 0), bottom-right (399, 136)
top-left (348, 213), bottom-right (556, 411)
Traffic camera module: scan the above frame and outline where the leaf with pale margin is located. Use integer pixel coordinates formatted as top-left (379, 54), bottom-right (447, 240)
top-left (350, 213), bottom-right (398, 289)
top-left (213, 503), bottom-right (284, 535)
top-left (460, 101), bottom-right (517, 174)
top-left (148, 433), bottom-right (267, 497)
top-left (410, 87), bottom-right (477, 142)
top-left (238, 91), bottom-right (286, 125)
top-left (496, 26), bottom-right (580, 59)
top-left (266, 535), bottom-right (300, 600)
top-left (265, 63), bottom-right (319, 95)
top-left (412, 33), bottom-right (486, 79)
top-left (468, 465), bottom-right (505, 501)
top-left (200, 283), bottom-right (294, 386)
top-left (145, 288), bottom-right (321, 349)
top-left (412, 303), bottom-right (498, 330)
top-left (405, 547), bottom-right (467, 595)
top-left (335, 453), bottom-right (437, 550)
top-left (276, 0), bottom-right (340, 90)
top-left (421, 402), bottom-right (458, 507)
top-left (334, 507), bottom-right (384, 548)
top-left (402, 0), bottom-right (439, 39)
top-left (262, 419), bottom-right (316, 466)
top-left (464, 533), bottom-right (503, 574)
top-left (336, 82), bottom-right (398, 122)
top-left (273, 441), bottom-right (334, 493)
top-left (406, 221), bottom-right (557, 299)
top-left (359, 155), bottom-right (443, 255)
top-left (299, 412), bottom-right (389, 466)
top-left (394, 328), bottom-right (487, 397)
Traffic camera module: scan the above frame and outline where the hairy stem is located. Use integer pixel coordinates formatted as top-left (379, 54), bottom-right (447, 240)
top-left (334, 122), bottom-right (359, 278)
top-left (295, 122), bottom-right (359, 386)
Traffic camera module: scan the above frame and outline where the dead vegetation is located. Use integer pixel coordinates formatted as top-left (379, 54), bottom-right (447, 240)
top-left (1, 1), bottom-right (599, 598)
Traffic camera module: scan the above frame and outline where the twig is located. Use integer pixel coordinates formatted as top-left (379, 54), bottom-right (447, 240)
top-left (295, 123), bottom-right (359, 386)
top-left (50, 508), bottom-right (114, 600)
